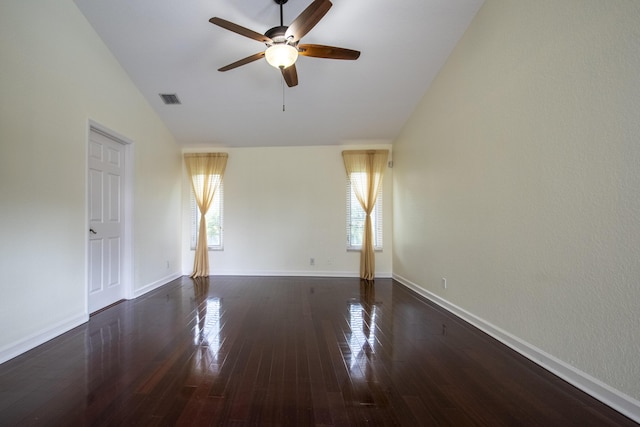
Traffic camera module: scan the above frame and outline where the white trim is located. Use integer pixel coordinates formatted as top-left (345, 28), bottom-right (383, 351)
top-left (88, 120), bottom-right (134, 146)
top-left (188, 270), bottom-right (393, 278)
top-left (121, 137), bottom-right (134, 300)
top-left (0, 272), bottom-right (181, 364)
top-left (392, 273), bottom-right (640, 424)
top-left (0, 313), bottom-right (88, 365)
top-left (133, 272), bottom-right (183, 298)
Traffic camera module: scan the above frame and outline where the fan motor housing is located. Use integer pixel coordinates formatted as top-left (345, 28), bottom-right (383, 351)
top-left (265, 26), bottom-right (288, 43)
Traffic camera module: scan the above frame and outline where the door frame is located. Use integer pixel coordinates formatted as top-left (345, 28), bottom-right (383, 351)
top-left (85, 120), bottom-right (134, 313)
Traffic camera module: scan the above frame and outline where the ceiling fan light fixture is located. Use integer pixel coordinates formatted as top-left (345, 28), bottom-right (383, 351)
top-left (265, 43), bottom-right (298, 69)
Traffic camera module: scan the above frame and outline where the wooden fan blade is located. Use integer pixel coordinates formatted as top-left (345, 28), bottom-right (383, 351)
top-left (298, 44), bottom-right (360, 60)
top-left (209, 17), bottom-right (271, 43)
top-left (281, 64), bottom-right (299, 87)
top-left (218, 52), bottom-right (265, 72)
top-left (285, 0), bottom-right (332, 43)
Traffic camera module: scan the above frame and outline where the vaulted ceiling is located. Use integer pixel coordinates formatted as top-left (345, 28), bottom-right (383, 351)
top-left (74, 0), bottom-right (484, 147)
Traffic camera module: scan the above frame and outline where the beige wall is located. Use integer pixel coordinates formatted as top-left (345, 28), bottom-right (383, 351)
top-left (393, 0), bottom-right (640, 410)
top-left (181, 145), bottom-right (393, 277)
top-left (0, 0), bottom-right (182, 359)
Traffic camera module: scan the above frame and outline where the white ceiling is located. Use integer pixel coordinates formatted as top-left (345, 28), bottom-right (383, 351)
top-left (74, 0), bottom-right (484, 148)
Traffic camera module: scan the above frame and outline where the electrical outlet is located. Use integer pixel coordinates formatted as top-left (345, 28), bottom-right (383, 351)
top-left (310, 258), bottom-right (315, 266)
top-left (442, 277), bottom-right (447, 289)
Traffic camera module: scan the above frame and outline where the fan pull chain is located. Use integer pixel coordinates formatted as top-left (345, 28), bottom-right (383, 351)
top-left (282, 77), bottom-right (286, 112)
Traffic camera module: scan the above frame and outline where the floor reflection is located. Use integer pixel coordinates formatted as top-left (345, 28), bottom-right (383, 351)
top-left (192, 277), bottom-right (222, 374)
top-left (348, 281), bottom-right (377, 370)
top-left (345, 280), bottom-right (386, 406)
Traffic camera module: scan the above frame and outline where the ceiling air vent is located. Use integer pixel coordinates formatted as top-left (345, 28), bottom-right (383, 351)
top-left (159, 93), bottom-right (181, 105)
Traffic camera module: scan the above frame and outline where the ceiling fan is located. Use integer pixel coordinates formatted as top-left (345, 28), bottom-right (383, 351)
top-left (209, 0), bottom-right (360, 87)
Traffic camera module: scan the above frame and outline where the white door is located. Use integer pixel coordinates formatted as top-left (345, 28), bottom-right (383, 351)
top-left (88, 129), bottom-right (125, 313)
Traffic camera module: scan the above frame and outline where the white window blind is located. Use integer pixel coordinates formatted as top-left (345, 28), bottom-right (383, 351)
top-left (191, 178), bottom-right (224, 250)
top-left (346, 176), bottom-right (383, 250)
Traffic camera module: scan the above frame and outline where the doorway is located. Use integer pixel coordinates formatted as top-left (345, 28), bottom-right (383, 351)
top-left (87, 124), bottom-right (132, 313)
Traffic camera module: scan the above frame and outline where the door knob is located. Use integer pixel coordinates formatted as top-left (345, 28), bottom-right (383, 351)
top-left (90, 228), bottom-right (97, 235)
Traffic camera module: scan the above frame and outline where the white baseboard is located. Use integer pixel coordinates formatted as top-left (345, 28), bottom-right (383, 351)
top-left (133, 271), bottom-right (182, 298)
top-left (193, 270), bottom-right (393, 278)
top-left (0, 313), bottom-right (88, 365)
top-left (392, 273), bottom-right (640, 424)
top-left (0, 273), bottom-right (182, 365)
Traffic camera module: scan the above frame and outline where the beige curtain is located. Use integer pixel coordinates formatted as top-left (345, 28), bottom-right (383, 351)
top-left (185, 153), bottom-right (228, 278)
top-left (342, 150), bottom-right (388, 280)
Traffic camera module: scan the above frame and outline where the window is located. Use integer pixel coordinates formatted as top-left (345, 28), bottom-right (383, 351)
top-left (346, 175), bottom-right (383, 250)
top-left (191, 178), bottom-right (223, 250)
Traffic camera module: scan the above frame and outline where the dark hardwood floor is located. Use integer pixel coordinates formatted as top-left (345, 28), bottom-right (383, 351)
top-left (0, 276), bottom-right (636, 426)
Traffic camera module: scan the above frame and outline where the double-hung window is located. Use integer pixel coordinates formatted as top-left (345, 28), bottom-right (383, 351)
top-left (346, 173), bottom-right (383, 250)
top-left (191, 177), bottom-right (224, 250)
